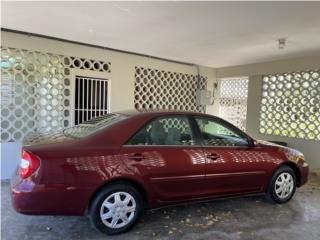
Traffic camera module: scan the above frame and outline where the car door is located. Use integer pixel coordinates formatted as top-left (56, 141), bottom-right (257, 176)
top-left (120, 115), bottom-right (207, 203)
top-left (194, 116), bottom-right (267, 196)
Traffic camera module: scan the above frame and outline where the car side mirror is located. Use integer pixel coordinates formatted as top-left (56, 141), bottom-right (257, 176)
top-left (247, 138), bottom-right (256, 148)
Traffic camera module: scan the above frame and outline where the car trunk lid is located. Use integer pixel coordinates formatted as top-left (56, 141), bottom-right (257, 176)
top-left (23, 130), bottom-right (74, 146)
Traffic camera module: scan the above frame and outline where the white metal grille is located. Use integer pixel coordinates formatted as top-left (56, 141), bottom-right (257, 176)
top-left (218, 77), bottom-right (249, 131)
top-left (74, 76), bottom-right (109, 125)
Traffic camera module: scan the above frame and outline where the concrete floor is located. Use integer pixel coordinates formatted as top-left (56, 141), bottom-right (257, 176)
top-left (1, 175), bottom-right (320, 240)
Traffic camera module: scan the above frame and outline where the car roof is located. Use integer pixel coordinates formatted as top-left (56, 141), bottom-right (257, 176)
top-left (115, 109), bottom-right (214, 118)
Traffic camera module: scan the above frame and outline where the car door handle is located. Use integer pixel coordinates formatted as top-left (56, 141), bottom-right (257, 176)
top-left (206, 153), bottom-right (219, 161)
top-left (128, 153), bottom-right (145, 161)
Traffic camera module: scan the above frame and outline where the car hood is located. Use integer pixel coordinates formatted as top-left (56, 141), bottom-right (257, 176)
top-left (257, 139), bottom-right (282, 147)
top-left (257, 139), bottom-right (291, 151)
top-left (23, 130), bottom-right (74, 146)
top-left (257, 140), bottom-right (304, 161)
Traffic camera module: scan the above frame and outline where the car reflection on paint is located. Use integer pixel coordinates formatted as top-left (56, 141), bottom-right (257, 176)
top-left (11, 110), bottom-right (309, 235)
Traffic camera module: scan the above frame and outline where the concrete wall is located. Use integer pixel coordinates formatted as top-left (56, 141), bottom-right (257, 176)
top-left (1, 142), bottom-right (22, 179)
top-left (1, 31), bottom-right (319, 179)
top-left (217, 56), bottom-right (320, 170)
top-left (217, 55), bottom-right (320, 78)
top-left (1, 31), bottom-right (217, 113)
top-left (0, 31), bottom-right (217, 179)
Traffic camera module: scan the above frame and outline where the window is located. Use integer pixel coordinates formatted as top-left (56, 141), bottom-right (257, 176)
top-left (127, 116), bottom-right (195, 146)
top-left (195, 117), bottom-right (248, 147)
top-left (75, 76), bottom-right (109, 125)
top-left (218, 77), bottom-right (248, 131)
top-left (260, 70), bottom-right (320, 141)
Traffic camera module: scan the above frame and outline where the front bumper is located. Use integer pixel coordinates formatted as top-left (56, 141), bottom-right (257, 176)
top-left (299, 162), bottom-right (309, 187)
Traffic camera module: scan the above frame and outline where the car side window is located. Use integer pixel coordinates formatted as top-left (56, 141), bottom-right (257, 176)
top-left (195, 117), bottom-right (248, 147)
top-left (127, 116), bottom-right (195, 146)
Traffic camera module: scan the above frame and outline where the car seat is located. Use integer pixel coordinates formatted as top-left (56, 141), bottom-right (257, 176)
top-left (150, 121), bottom-right (166, 145)
top-left (165, 128), bottom-right (181, 145)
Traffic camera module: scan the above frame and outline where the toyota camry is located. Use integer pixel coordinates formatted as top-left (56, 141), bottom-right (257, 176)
top-left (11, 110), bottom-right (309, 235)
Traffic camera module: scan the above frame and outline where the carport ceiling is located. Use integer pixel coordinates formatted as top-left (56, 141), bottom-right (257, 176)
top-left (2, 1), bottom-right (320, 67)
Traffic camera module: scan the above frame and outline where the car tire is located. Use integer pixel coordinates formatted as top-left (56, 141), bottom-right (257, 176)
top-left (89, 183), bottom-right (143, 235)
top-left (266, 165), bottom-right (297, 204)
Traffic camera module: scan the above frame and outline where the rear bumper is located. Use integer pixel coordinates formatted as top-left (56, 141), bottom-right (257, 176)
top-left (11, 185), bottom-right (68, 215)
top-left (298, 163), bottom-right (309, 187)
top-left (11, 169), bottom-right (94, 216)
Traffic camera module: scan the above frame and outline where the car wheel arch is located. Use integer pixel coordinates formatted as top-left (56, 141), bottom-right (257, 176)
top-left (280, 162), bottom-right (301, 186)
top-left (270, 162), bottom-right (301, 187)
top-left (87, 178), bottom-right (149, 213)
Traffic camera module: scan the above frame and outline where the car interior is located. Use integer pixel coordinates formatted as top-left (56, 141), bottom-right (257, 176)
top-left (127, 117), bottom-right (194, 145)
top-left (127, 116), bottom-right (249, 147)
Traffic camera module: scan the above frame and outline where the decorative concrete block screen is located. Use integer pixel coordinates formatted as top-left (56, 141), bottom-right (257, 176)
top-left (259, 70), bottom-right (320, 141)
top-left (218, 77), bottom-right (248, 131)
top-left (134, 66), bottom-right (207, 113)
top-left (65, 56), bottom-right (110, 73)
top-left (0, 47), bottom-right (111, 142)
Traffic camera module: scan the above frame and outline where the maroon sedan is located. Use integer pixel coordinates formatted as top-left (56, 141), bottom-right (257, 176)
top-left (11, 110), bottom-right (309, 234)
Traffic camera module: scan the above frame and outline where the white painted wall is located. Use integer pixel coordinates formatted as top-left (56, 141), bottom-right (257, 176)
top-left (1, 31), bottom-right (217, 179)
top-left (1, 31), bottom-right (319, 180)
top-left (1, 142), bottom-right (22, 179)
top-left (246, 76), bottom-right (320, 169)
top-left (2, 31), bottom-right (217, 113)
top-left (217, 54), bottom-right (320, 78)
top-left (217, 57), bottom-right (320, 170)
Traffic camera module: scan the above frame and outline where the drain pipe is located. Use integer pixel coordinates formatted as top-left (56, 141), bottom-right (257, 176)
top-left (194, 64), bottom-right (201, 90)
top-left (194, 64), bottom-right (217, 105)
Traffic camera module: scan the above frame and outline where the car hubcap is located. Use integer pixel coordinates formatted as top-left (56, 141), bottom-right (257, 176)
top-left (274, 172), bottom-right (294, 199)
top-left (100, 192), bottom-right (136, 229)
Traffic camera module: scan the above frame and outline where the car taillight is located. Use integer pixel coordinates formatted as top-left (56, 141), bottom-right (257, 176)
top-left (19, 150), bottom-right (40, 179)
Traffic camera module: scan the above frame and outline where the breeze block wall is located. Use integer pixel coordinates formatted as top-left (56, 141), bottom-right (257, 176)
top-left (0, 30), bottom-right (216, 179)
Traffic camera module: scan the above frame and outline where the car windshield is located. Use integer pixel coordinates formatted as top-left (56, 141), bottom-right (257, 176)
top-left (64, 113), bottom-right (127, 138)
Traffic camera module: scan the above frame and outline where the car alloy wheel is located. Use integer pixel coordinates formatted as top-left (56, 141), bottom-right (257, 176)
top-left (100, 192), bottom-right (136, 229)
top-left (274, 172), bottom-right (294, 199)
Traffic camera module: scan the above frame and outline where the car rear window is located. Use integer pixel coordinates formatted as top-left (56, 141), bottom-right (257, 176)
top-left (64, 113), bottom-right (127, 138)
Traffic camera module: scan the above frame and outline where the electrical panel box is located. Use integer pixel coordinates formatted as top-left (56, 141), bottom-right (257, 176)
top-left (196, 89), bottom-right (212, 106)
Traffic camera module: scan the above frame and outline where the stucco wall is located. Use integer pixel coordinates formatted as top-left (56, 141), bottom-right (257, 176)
top-left (1, 31), bottom-right (218, 113)
top-left (0, 31), bottom-right (217, 179)
top-left (217, 57), bottom-right (320, 170)
top-left (1, 31), bottom-right (319, 179)
top-left (1, 142), bottom-right (22, 179)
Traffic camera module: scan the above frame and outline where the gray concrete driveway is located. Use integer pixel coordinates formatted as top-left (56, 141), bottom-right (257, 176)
top-left (1, 175), bottom-right (320, 240)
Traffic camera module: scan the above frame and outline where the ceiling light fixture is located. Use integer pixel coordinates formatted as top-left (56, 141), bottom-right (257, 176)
top-left (278, 38), bottom-right (286, 49)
